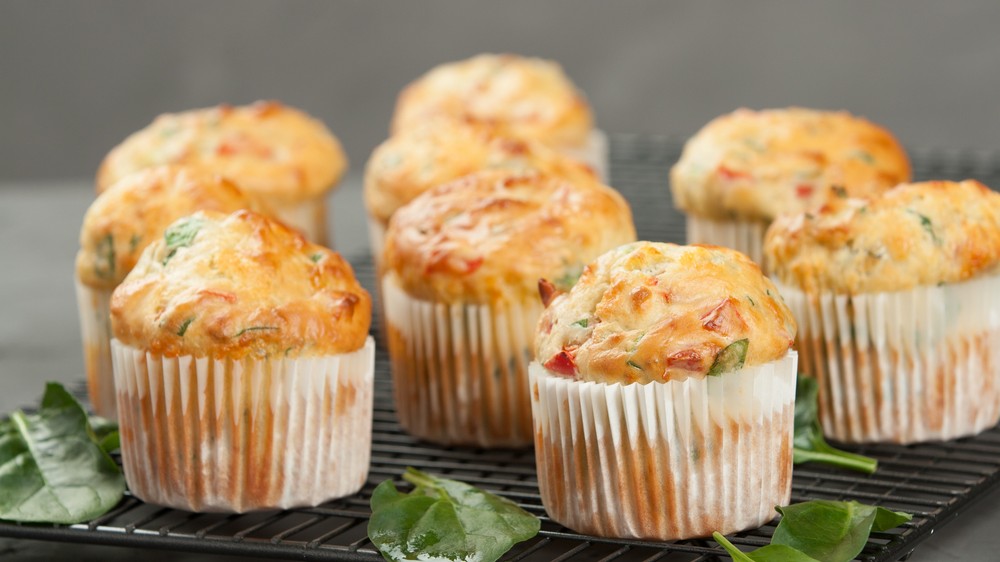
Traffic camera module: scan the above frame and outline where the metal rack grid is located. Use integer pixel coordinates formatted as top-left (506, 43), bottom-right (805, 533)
top-left (3, 134), bottom-right (1000, 561)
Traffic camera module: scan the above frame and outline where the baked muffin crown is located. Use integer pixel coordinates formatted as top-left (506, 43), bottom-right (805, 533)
top-left (765, 180), bottom-right (1000, 294)
top-left (77, 166), bottom-right (253, 289)
top-left (110, 210), bottom-right (371, 359)
top-left (391, 53), bottom-right (593, 150)
top-left (535, 242), bottom-right (796, 384)
top-left (364, 118), bottom-right (597, 225)
top-left (97, 101), bottom-right (347, 201)
top-left (384, 169), bottom-right (635, 304)
top-left (670, 107), bottom-right (911, 221)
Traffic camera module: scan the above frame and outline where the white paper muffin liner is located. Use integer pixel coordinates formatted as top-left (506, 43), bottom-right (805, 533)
top-left (530, 352), bottom-right (797, 540)
top-left (75, 278), bottom-right (117, 419)
top-left (779, 275), bottom-right (1000, 444)
top-left (685, 216), bottom-right (769, 268)
top-left (269, 195), bottom-right (331, 247)
top-left (382, 274), bottom-right (543, 447)
top-left (560, 128), bottom-right (610, 183)
top-left (111, 336), bottom-right (375, 512)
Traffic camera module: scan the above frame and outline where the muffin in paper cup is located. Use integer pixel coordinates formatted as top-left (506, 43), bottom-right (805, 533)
top-left (670, 107), bottom-right (910, 267)
top-left (532, 242), bottom-right (798, 540)
top-left (382, 169), bottom-right (635, 447)
top-left (96, 100), bottom-right (347, 246)
top-left (110, 210), bottom-right (373, 511)
top-left (75, 166), bottom-right (254, 419)
top-left (363, 118), bottom-right (601, 270)
top-left (766, 180), bottom-right (1000, 443)
top-left (391, 53), bottom-right (598, 171)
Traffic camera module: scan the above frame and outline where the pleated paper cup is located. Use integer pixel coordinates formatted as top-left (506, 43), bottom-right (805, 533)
top-left (685, 216), bottom-right (769, 268)
top-left (367, 216), bottom-right (388, 271)
top-left (111, 336), bottom-right (375, 513)
top-left (560, 129), bottom-right (610, 183)
top-left (75, 278), bottom-right (117, 420)
top-left (382, 274), bottom-right (543, 448)
top-left (530, 352), bottom-right (797, 540)
top-left (781, 275), bottom-right (1000, 444)
top-left (268, 195), bottom-right (331, 247)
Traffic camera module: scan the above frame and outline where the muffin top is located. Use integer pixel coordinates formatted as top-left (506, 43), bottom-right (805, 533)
top-left (670, 107), bottom-right (911, 222)
top-left (384, 169), bottom-right (636, 304)
top-left (535, 242), bottom-right (796, 384)
top-left (364, 118), bottom-right (598, 225)
top-left (391, 53), bottom-right (593, 150)
top-left (765, 180), bottom-right (1000, 294)
top-left (77, 166), bottom-right (253, 289)
top-left (96, 101), bottom-right (347, 201)
top-left (111, 210), bottom-right (371, 359)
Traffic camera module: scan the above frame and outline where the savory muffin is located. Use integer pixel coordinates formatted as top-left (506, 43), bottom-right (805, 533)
top-left (96, 101), bottom-right (346, 245)
top-left (391, 53), bottom-right (606, 176)
top-left (765, 180), bottom-right (1000, 443)
top-left (110, 209), bottom-right (374, 512)
top-left (75, 165), bottom-right (253, 418)
top-left (364, 118), bottom-right (598, 266)
top-left (382, 169), bottom-right (635, 447)
top-left (670, 107), bottom-right (910, 265)
top-left (531, 241), bottom-right (797, 540)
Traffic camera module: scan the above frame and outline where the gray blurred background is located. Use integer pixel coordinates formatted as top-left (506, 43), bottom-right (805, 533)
top-left (2, 0), bottom-right (1000, 182)
top-left (2, 2), bottom-right (1000, 560)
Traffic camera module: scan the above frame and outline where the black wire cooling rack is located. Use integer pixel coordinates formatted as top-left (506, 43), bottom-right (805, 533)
top-left (3, 134), bottom-right (1000, 561)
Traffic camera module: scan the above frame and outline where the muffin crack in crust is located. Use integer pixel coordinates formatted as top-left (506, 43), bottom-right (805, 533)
top-left (110, 210), bottom-right (371, 359)
top-left (535, 242), bottom-right (797, 384)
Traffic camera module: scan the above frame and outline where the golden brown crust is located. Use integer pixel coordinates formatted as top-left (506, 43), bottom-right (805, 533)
top-left (391, 53), bottom-right (593, 151)
top-left (383, 169), bottom-right (636, 304)
top-left (670, 107), bottom-right (911, 221)
top-left (96, 101), bottom-right (347, 201)
top-left (110, 210), bottom-right (371, 359)
top-left (76, 166), bottom-right (254, 289)
top-left (764, 180), bottom-right (1000, 294)
top-left (535, 242), bottom-right (797, 384)
top-left (364, 118), bottom-right (597, 225)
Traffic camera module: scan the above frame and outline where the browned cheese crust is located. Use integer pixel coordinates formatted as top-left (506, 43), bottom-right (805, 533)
top-left (536, 242), bottom-right (797, 384)
top-left (111, 210), bottom-right (371, 359)
top-left (391, 53), bottom-right (593, 151)
top-left (97, 101), bottom-right (346, 202)
top-left (670, 107), bottom-right (911, 221)
top-left (383, 169), bottom-right (636, 304)
top-left (765, 180), bottom-right (1000, 294)
top-left (77, 166), bottom-right (253, 289)
top-left (364, 118), bottom-right (597, 225)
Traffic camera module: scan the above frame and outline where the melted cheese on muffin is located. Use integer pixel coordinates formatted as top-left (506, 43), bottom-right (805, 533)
top-left (670, 107), bottom-right (910, 221)
top-left (97, 101), bottom-right (346, 201)
top-left (391, 53), bottom-right (593, 150)
top-left (364, 118), bottom-right (597, 225)
top-left (111, 210), bottom-right (370, 359)
top-left (384, 169), bottom-right (635, 304)
top-left (536, 242), bottom-right (796, 384)
top-left (77, 166), bottom-right (253, 289)
top-left (765, 180), bottom-right (1000, 294)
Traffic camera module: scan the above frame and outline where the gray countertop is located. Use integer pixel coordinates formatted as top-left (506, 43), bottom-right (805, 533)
top-left (0, 178), bottom-right (996, 561)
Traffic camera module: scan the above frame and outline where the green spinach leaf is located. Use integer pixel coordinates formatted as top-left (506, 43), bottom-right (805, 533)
top-left (773, 500), bottom-right (911, 562)
top-left (0, 383), bottom-right (126, 524)
top-left (162, 216), bottom-right (206, 265)
top-left (707, 339), bottom-right (748, 376)
top-left (368, 467), bottom-right (540, 562)
top-left (714, 500), bottom-right (910, 562)
top-left (794, 376), bottom-right (877, 474)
